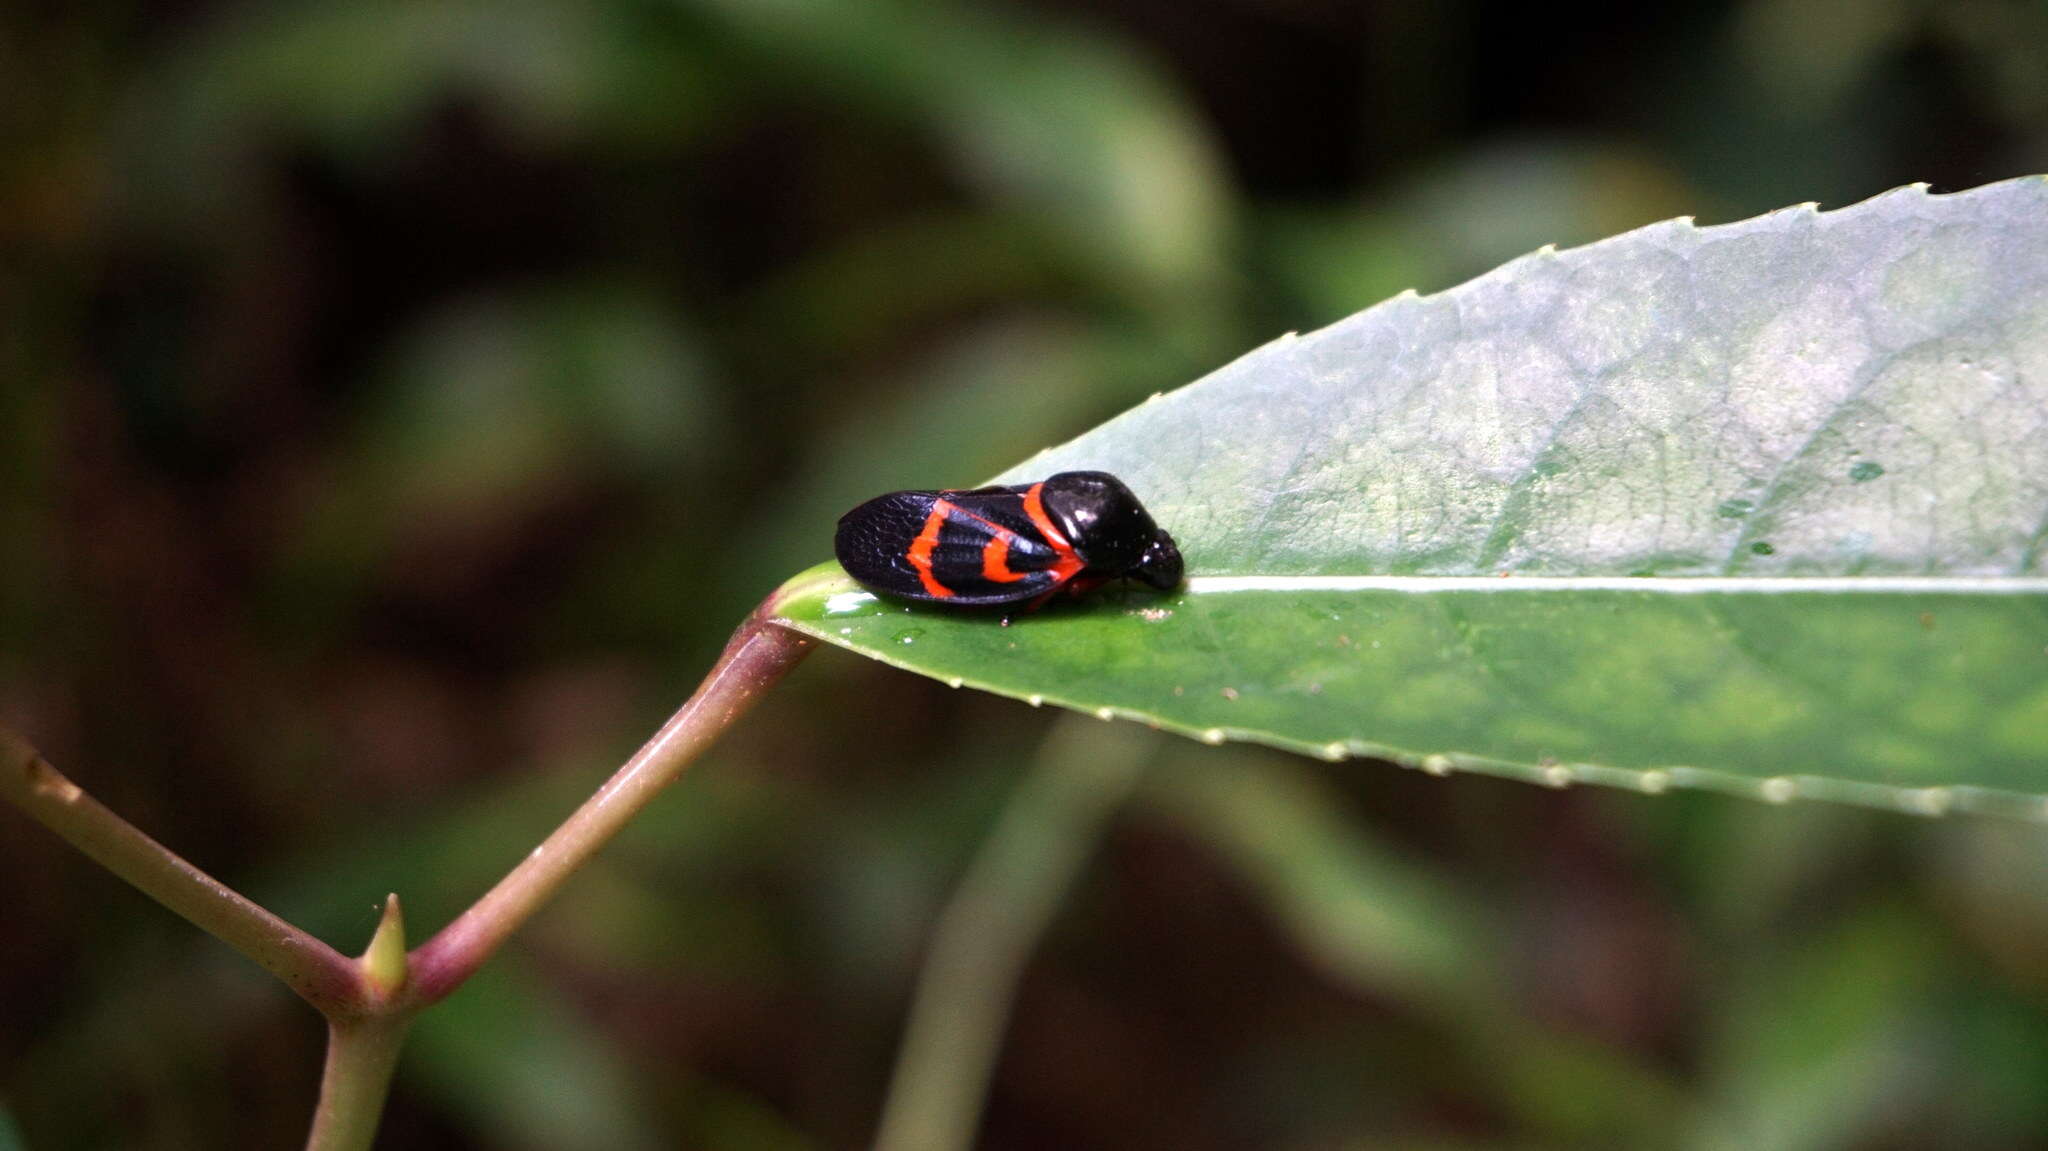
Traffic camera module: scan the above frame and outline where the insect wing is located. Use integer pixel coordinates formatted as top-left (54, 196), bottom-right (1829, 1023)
top-left (835, 490), bottom-right (936, 598)
top-left (834, 487), bottom-right (1079, 606)
top-left (925, 487), bottom-right (1082, 603)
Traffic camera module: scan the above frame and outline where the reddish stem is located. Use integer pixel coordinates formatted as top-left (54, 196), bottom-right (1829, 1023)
top-left (0, 724), bottom-right (363, 1014)
top-left (406, 616), bottom-right (814, 1003)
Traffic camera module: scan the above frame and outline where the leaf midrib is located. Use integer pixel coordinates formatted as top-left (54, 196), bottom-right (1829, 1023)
top-left (1181, 575), bottom-right (2048, 594)
top-left (799, 573), bottom-right (2048, 609)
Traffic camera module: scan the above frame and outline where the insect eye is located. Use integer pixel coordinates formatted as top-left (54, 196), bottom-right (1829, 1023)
top-left (1136, 535), bottom-right (1184, 590)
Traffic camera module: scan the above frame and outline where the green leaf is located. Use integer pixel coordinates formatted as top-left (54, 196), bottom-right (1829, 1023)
top-left (407, 958), bottom-right (668, 1151)
top-left (1153, 757), bottom-right (1691, 1139)
top-left (1693, 903), bottom-right (1937, 1151)
top-left (681, 0), bottom-right (1231, 298)
top-left (775, 178), bottom-right (2048, 817)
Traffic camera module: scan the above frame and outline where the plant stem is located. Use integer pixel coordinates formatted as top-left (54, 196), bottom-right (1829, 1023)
top-left (304, 1014), bottom-right (415, 1151)
top-left (5, 601), bottom-right (817, 1151)
top-left (0, 722), bottom-right (362, 1014)
top-left (872, 716), bottom-right (1151, 1151)
top-left (407, 615), bottom-right (814, 1002)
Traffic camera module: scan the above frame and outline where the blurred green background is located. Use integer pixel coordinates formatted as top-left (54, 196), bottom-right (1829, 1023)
top-left (4, 1), bottom-right (2048, 1148)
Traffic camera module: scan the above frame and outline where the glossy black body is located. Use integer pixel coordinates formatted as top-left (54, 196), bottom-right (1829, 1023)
top-left (834, 470), bottom-right (1183, 608)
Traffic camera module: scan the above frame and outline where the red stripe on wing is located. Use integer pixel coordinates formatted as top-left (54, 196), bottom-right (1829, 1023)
top-left (905, 500), bottom-right (958, 598)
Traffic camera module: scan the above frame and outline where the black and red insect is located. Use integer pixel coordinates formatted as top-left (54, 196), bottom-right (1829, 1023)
top-left (835, 471), bottom-right (1183, 608)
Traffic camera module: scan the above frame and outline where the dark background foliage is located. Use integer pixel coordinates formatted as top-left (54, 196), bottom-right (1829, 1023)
top-left (4, 1), bottom-right (2047, 1147)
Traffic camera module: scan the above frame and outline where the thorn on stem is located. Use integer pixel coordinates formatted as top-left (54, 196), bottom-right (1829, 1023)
top-left (26, 757), bottom-right (82, 804)
top-left (360, 894), bottom-right (409, 1000)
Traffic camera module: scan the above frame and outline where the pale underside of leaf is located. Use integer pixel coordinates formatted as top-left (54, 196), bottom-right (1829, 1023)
top-left (1001, 178), bottom-right (2048, 580)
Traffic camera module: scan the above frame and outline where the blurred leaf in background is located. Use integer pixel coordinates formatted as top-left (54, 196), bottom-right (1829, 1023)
top-left (3, 0), bottom-right (2047, 1148)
